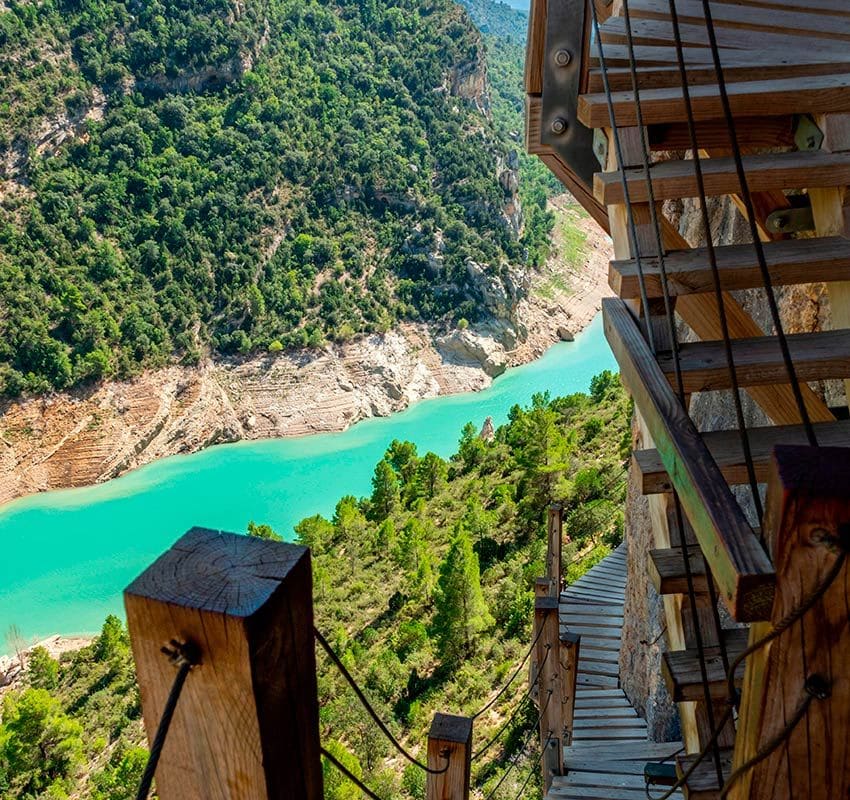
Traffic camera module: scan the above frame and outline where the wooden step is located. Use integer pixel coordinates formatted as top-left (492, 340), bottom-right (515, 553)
top-left (676, 748), bottom-right (733, 800)
top-left (656, 329), bottom-right (850, 393)
top-left (594, 151), bottom-right (850, 205)
top-left (580, 73), bottom-right (850, 129)
top-left (649, 547), bottom-right (708, 595)
top-left (609, 236), bottom-right (850, 300)
top-left (662, 629), bottom-right (748, 702)
top-left (635, 419), bottom-right (850, 494)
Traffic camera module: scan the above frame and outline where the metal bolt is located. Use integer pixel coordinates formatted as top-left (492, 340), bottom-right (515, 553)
top-left (551, 117), bottom-right (568, 135)
top-left (554, 49), bottom-right (572, 67)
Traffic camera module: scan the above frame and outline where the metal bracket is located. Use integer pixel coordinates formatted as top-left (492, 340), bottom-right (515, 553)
top-left (540, 0), bottom-right (597, 186)
top-left (794, 115), bottom-right (824, 152)
top-left (593, 128), bottom-right (609, 169)
top-left (765, 204), bottom-right (815, 234)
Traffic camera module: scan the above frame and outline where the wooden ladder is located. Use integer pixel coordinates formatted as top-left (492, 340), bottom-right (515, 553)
top-left (527, 1), bottom-right (850, 798)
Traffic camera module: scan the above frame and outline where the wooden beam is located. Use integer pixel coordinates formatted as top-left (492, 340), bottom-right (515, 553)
top-left (655, 329), bottom-right (850, 393)
top-left (609, 236), bottom-right (850, 300)
top-left (604, 297), bottom-right (774, 621)
top-left (731, 446), bottom-right (850, 800)
top-left (635, 419), bottom-right (850, 494)
top-left (536, 597), bottom-right (565, 790)
top-left (594, 151), bottom-right (850, 205)
top-left (560, 631), bottom-right (581, 747)
top-left (124, 527), bottom-right (322, 800)
top-left (547, 504), bottom-right (563, 591)
top-left (648, 546), bottom-right (708, 595)
top-left (677, 749), bottom-right (732, 800)
top-left (525, 0), bottom-right (547, 95)
top-left (662, 629), bottom-right (748, 702)
top-left (427, 714), bottom-right (472, 800)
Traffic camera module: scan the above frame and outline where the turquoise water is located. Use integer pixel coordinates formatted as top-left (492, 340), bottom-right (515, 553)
top-left (0, 315), bottom-right (615, 649)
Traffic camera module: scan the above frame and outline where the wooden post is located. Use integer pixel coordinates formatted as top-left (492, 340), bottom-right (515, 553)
top-left (560, 631), bottom-right (581, 747)
top-left (535, 576), bottom-right (556, 599)
top-left (426, 713), bottom-right (472, 800)
top-left (124, 527), bottom-right (322, 800)
top-left (547, 504), bottom-right (563, 592)
top-left (730, 446), bottom-right (850, 800)
top-left (535, 597), bottom-right (564, 791)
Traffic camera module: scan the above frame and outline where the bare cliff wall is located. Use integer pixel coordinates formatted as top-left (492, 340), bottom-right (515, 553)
top-left (618, 198), bottom-right (842, 739)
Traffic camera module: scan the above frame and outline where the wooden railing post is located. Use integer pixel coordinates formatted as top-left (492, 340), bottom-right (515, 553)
top-left (535, 597), bottom-right (564, 791)
top-left (124, 527), bottom-right (322, 800)
top-left (547, 504), bottom-right (563, 592)
top-left (426, 713), bottom-right (472, 800)
top-left (560, 631), bottom-right (581, 747)
top-left (731, 446), bottom-right (850, 800)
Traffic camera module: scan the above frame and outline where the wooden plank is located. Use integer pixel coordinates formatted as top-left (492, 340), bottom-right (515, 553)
top-left (591, 43), bottom-right (849, 68)
top-left (124, 528), bottom-right (323, 800)
top-left (655, 329), bottom-right (850, 393)
top-left (733, 446), bottom-right (850, 800)
top-left (562, 771), bottom-right (658, 789)
top-left (662, 629), bottom-right (748, 702)
top-left (603, 298), bottom-right (774, 621)
top-left (560, 759), bottom-right (678, 776)
top-left (713, 0), bottom-right (850, 15)
top-left (574, 707), bottom-right (638, 719)
top-left (594, 151), bottom-right (850, 205)
top-left (564, 741), bottom-right (689, 760)
top-left (577, 673), bottom-right (620, 688)
top-left (560, 602), bottom-right (625, 616)
top-left (609, 236), bottom-right (850, 300)
top-left (635, 419), bottom-right (850, 493)
top-left (524, 0), bottom-right (547, 94)
top-left (649, 547), bottom-right (708, 595)
top-left (627, 0), bottom-right (850, 41)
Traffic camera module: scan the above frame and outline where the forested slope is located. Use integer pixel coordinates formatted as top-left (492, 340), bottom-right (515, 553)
top-left (0, 373), bottom-right (630, 799)
top-left (0, 0), bottom-right (547, 397)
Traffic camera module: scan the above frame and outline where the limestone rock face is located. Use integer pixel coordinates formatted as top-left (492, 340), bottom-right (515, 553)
top-left (436, 329), bottom-right (507, 378)
top-left (479, 416), bottom-right (496, 441)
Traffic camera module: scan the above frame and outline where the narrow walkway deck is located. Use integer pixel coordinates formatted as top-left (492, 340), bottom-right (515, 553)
top-left (549, 545), bottom-right (684, 800)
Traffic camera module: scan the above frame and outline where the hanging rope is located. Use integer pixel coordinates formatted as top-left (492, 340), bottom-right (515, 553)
top-left (482, 691), bottom-right (553, 800)
top-left (135, 640), bottom-right (200, 800)
top-left (321, 745), bottom-right (385, 800)
top-left (314, 627), bottom-right (449, 775)
top-left (471, 626), bottom-right (547, 721)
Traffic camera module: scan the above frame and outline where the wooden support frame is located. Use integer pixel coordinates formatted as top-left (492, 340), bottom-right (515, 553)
top-left (124, 527), bottom-right (322, 800)
top-left (605, 297), bottom-right (775, 621)
top-left (427, 714), bottom-right (472, 800)
top-left (547, 504), bottom-right (563, 592)
top-left (730, 446), bottom-right (850, 800)
top-left (535, 597), bottom-right (565, 791)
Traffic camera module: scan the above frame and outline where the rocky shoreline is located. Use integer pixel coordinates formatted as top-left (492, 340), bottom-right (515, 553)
top-left (0, 200), bottom-right (611, 506)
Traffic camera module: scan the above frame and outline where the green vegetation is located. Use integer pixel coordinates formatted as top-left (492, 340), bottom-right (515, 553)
top-left (0, 0), bottom-right (549, 397)
top-left (0, 373), bottom-right (630, 798)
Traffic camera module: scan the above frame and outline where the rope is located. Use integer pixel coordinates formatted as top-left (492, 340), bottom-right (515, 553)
top-left (135, 640), bottom-right (200, 800)
top-left (471, 625), bottom-right (547, 722)
top-left (473, 644), bottom-right (551, 760)
top-left (482, 691), bottom-right (553, 800)
top-left (314, 627), bottom-right (449, 775)
top-left (698, 0), bottom-right (817, 448)
top-left (510, 733), bottom-right (553, 800)
top-left (321, 745), bottom-right (385, 800)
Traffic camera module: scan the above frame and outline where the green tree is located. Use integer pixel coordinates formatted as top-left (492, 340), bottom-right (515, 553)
top-left (94, 615), bottom-right (129, 663)
top-left (0, 689), bottom-right (84, 797)
top-left (431, 525), bottom-right (493, 665)
top-left (91, 745), bottom-right (149, 800)
top-left (456, 422), bottom-right (485, 472)
top-left (385, 439), bottom-right (418, 484)
top-left (322, 739), bottom-right (363, 800)
top-left (26, 647), bottom-right (58, 691)
top-left (247, 521), bottom-right (283, 541)
top-left (414, 451), bottom-right (447, 499)
top-left (369, 458), bottom-right (399, 522)
top-left (294, 514), bottom-right (334, 553)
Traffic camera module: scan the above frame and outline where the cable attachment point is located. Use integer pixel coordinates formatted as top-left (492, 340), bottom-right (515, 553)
top-left (811, 524), bottom-right (850, 554)
top-left (804, 674), bottom-right (831, 701)
top-left (161, 639), bottom-right (201, 669)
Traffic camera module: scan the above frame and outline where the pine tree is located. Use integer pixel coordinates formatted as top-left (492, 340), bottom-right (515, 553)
top-left (432, 525), bottom-right (493, 666)
top-left (369, 458), bottom-right (400, 521)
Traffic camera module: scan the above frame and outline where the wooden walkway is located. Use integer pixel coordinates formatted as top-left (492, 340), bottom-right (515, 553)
top-left (549, 545), bottom-right (684, 800)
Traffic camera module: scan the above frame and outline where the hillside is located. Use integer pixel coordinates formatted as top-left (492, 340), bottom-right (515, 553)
top-left (0, 0), bottom-right (547, 398)
top-left (0, 373), bottom-right (630, 799)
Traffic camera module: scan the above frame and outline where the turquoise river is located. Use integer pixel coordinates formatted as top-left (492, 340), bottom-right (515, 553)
top-left (0, 315), bottom-right (615, 650)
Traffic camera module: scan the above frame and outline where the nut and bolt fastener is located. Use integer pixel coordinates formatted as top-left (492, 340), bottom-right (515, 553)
top-left (554, 49), bottom-right (572, 67)
top-left (551, 117), bottom-right (568, 135)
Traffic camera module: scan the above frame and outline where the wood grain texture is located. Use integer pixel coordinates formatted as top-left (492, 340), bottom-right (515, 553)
top-left (536, 597), bottom-right (565, 789)
top-left (548, 504), bottom-right (563, 591)
top-left (427, 714), bottom-right (472, 800)
top-left (648, 547), bottom-right (708, 595)
top-left (635, 419), bottom-right (850, 494)
top-left (594, 151), bottom-right (850, 204)
top-left (604, 298), bottom-right (774, 621)
top-left (734, 446), bottom-right (850, 800)
top-left (609, 236), bottom-right (850, 300)
top-left (655, 329), bottom-right (850, 393)
top-left (661, 629), bottom-right (748, 702)
top-left (124, 527), bottom-right (322, 800)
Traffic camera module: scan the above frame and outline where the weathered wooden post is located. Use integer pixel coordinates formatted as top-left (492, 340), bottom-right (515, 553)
top-left (560, 630), bottom-right (581, 747)
top-left (535, 596), bottom-right (564, 791)
top-left (547, 504), bottom-right (563, 593)
top-left (730, 447), bottom-right (850, 800)
top-left (124, 527), bottom-right (322, 800)
top-left (426, 713), bottom-right (472, 800)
